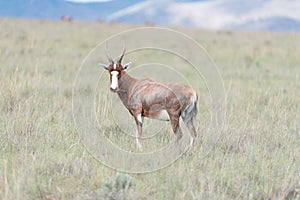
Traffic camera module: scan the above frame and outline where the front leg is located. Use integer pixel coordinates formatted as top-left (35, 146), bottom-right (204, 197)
top-left (135, 120), bottom-right (142, 149)
top-left (133, 106), bottom-right (143, 149)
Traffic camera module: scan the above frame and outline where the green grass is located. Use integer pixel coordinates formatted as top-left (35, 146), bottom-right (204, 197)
top-left (0, 18), bottom-right (300, 199)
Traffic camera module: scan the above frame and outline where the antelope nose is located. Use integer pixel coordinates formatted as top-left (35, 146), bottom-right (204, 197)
top-left (110, 87), bottom-right (118, 92)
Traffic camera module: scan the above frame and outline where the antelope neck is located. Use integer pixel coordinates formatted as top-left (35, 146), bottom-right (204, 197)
top-left (116, 71), bottom-right (137, 103)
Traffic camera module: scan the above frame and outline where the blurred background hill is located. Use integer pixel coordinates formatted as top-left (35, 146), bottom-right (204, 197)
top-left (1, 0), bottom-right (300, 32)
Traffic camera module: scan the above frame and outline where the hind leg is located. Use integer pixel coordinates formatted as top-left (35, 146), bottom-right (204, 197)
top-left (183, 117), bottom-right (197, 146)
top-left (169, 116), bottom-right (183, 143)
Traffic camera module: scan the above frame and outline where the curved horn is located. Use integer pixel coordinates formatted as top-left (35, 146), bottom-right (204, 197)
top-left (117, 43), bottom-right (126, 64)
top-left (105, 43), bottom-right (114, 64)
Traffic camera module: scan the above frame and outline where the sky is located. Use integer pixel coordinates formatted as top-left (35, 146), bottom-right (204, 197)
top-left (65, 0), bottom-right (114, 2)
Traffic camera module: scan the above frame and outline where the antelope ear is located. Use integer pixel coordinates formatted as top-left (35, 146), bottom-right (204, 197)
top-left (123, 62), bottom-right (132, 70)
top-left (99, 63), bottom-right (108, 70)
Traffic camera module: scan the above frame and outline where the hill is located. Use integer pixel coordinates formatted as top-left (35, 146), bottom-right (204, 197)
top-left (1, 0), bottom-right (300, 32)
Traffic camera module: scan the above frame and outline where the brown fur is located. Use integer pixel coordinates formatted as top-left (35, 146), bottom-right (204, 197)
top-left (101, 49), bottom-right (198, 148)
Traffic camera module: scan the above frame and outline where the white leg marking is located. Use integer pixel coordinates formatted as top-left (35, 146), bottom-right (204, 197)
top-left (137, 114), bottom-right (143, 124)
top-left (110, 71), bottom-right (119, 90)
top-left (136, 129), bottom-right (142, 149)
top-left (190, 137), bottom-right (194, 146)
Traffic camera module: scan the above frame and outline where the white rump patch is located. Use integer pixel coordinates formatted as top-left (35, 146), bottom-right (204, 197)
top-left (110, 71), bottom-right (119, 90)
top-left (157, 109), bottom-right (170, 121)
top-left (191, 92), bottom-right (197, 103)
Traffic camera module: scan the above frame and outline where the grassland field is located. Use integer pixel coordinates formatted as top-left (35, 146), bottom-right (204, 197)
top-left (0, 18), bottom-right (300, 199)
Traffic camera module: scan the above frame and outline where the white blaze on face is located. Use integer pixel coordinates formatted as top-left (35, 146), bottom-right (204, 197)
top-left (110, 71), bottom-right (119, 90)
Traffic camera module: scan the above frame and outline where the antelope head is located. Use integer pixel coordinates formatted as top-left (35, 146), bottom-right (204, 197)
top-left (99, 44), bottom-right (132, 92)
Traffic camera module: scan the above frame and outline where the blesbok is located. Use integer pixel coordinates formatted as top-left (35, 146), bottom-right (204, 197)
top-left (99, 46), bottom-right (198, 149)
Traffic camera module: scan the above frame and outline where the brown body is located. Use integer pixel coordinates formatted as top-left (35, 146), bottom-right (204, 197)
top-left (100, 47), bottom-right (198, 148)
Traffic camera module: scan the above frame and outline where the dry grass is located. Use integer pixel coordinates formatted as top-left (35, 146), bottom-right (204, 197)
top-left (0, 18), bottom-right (300, 199)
